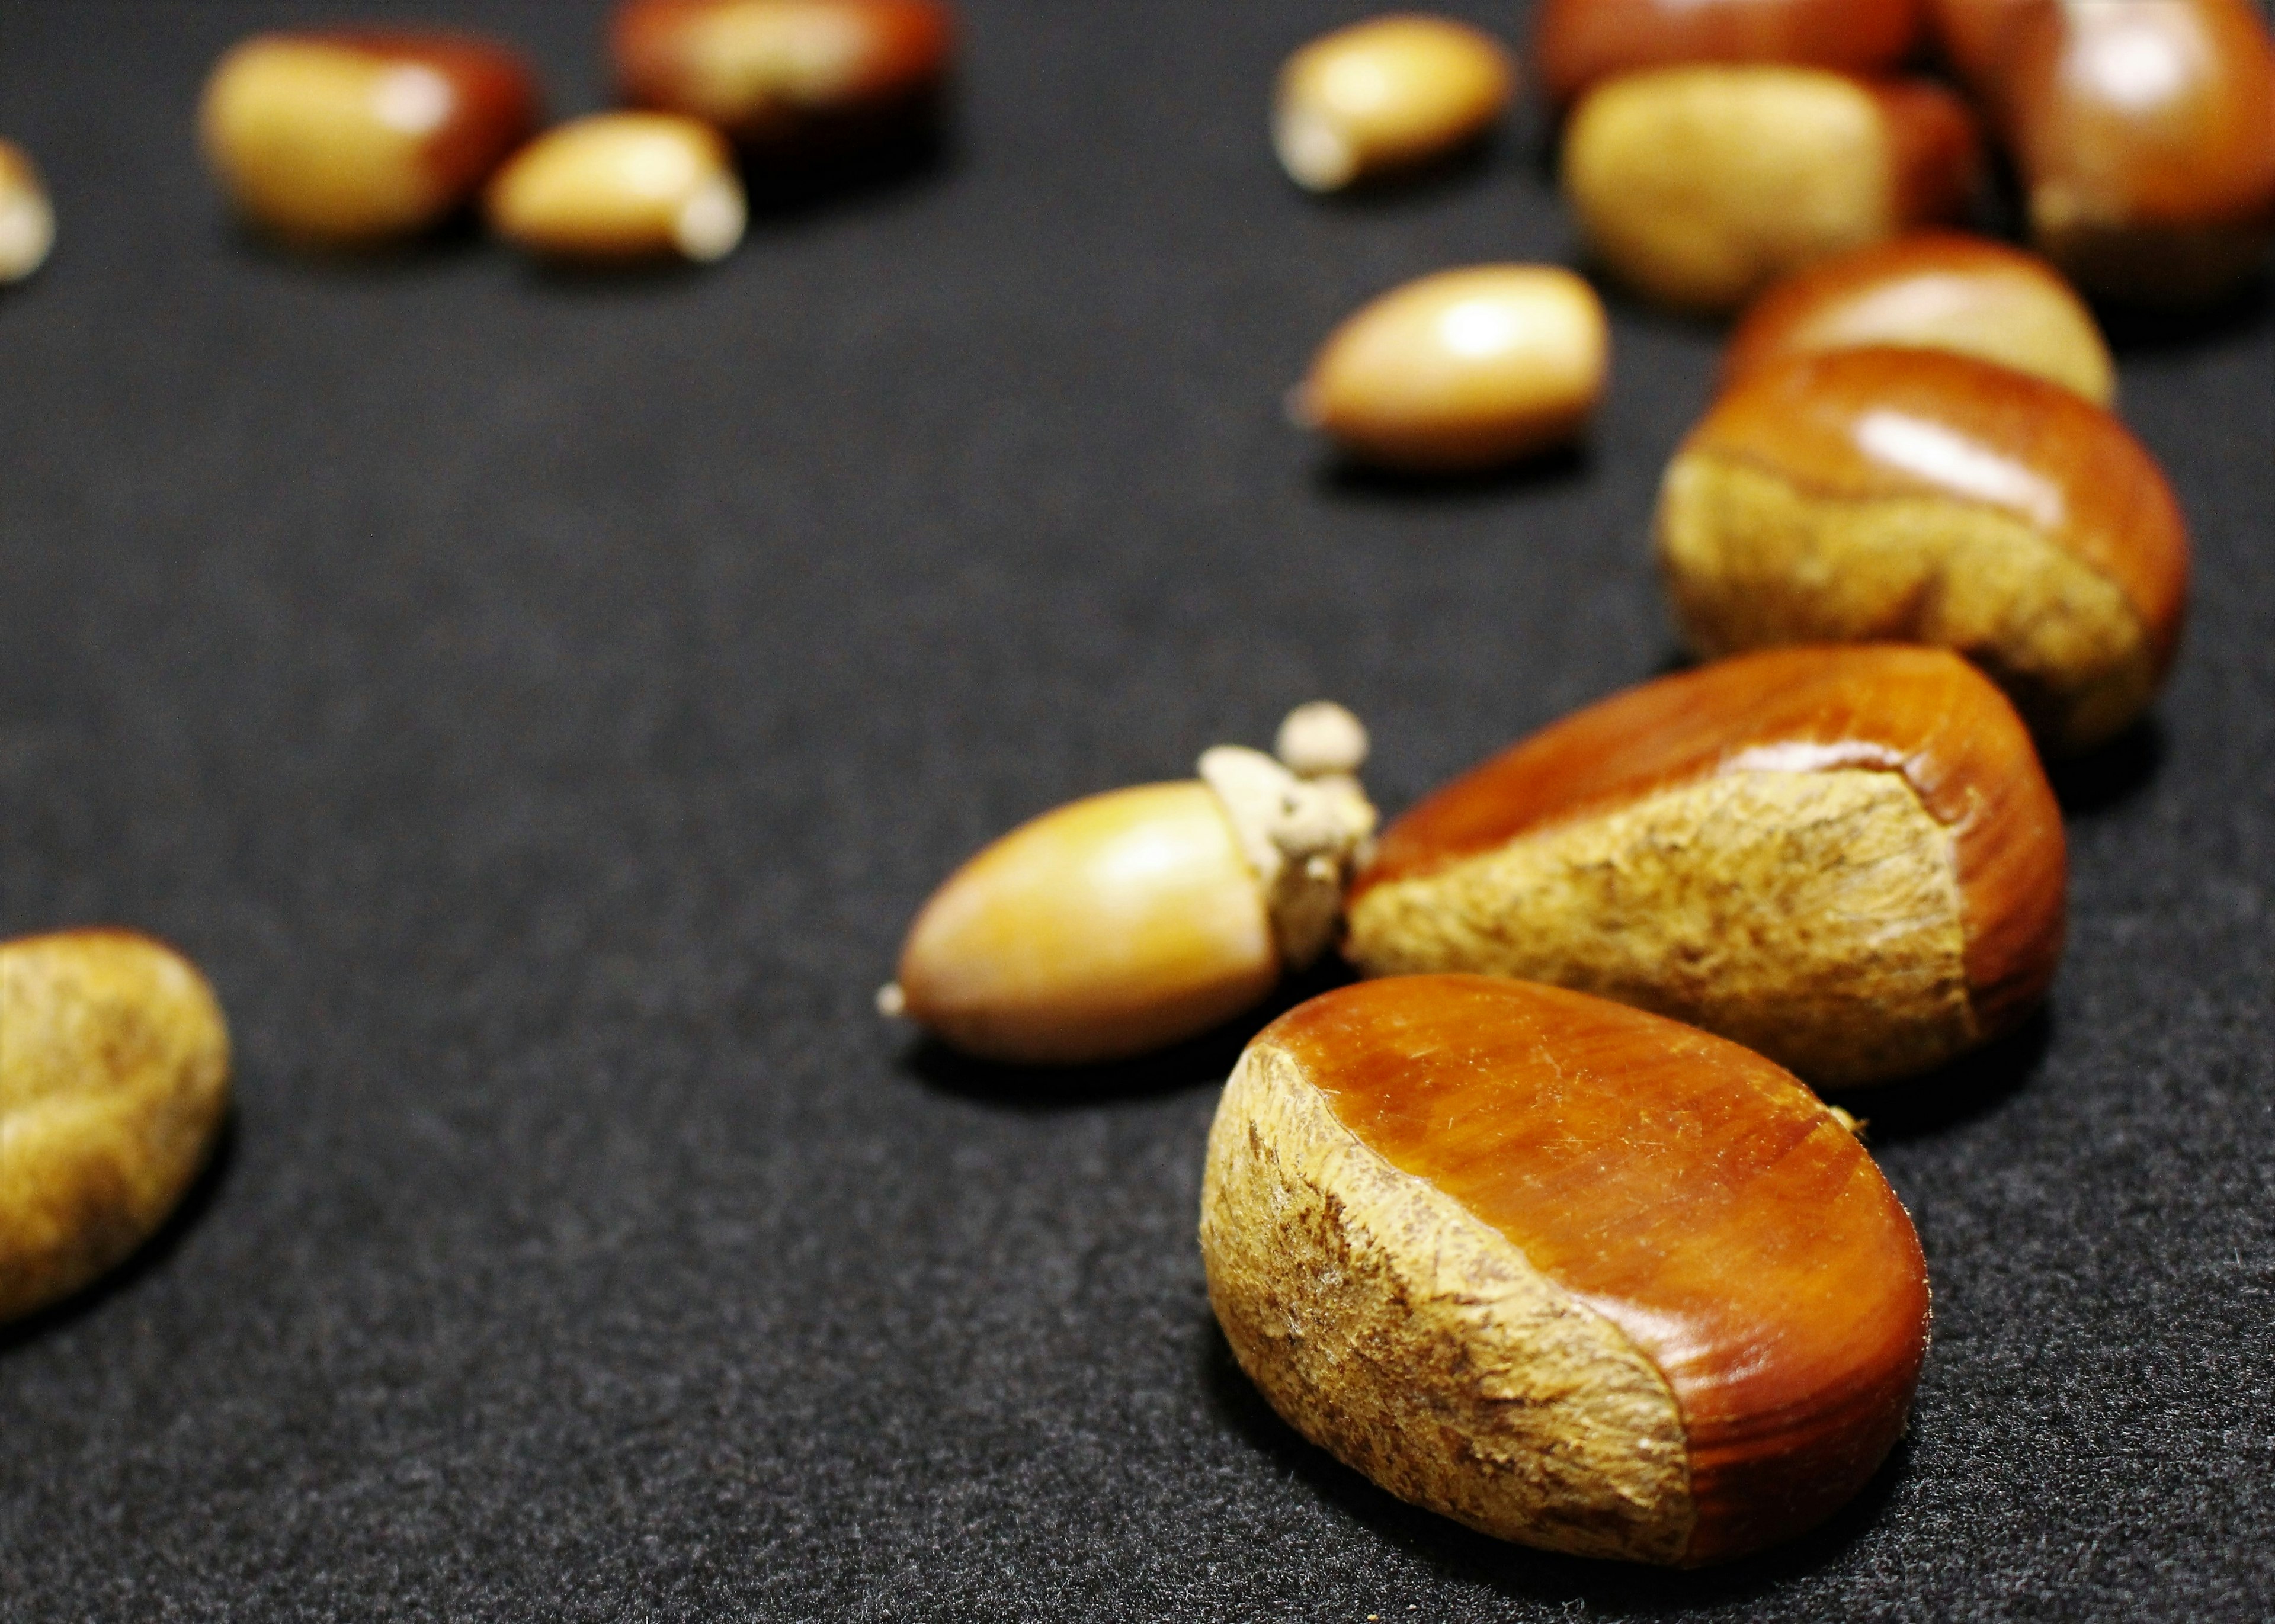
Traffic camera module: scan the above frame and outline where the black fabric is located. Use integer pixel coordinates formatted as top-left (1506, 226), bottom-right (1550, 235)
top-left (4, 2), bottom-right (2271, 1617)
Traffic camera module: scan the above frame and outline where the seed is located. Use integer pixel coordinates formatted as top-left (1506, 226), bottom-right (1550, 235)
top-left (1273, 15), bottom-right (1517, 193)
top-left (1293, 266), bottom-right (1609, 470)
top-left (1561, 65), bottom-right (1980, 312)
top-left (1656, 346), bottom-right (2190, 751)
top-left (1274, 700), bottom-right (1369, 779)
top-left (197, 30), bottom-right (538, 247)
top-left (485, 113), bottom-right (748, 264)
top-left (883, 709), bottom-right (1377, 1065)
top-left (1201, 974), bottom-right (1931, 1565)
top-left (0, 140), bottom-right (55, 283)
top-left (2, 930), bottom-right (232, 1323)
top-left (1723, 229), bottom-right (2116, 405)
top-left (1344, 646), bottom-right (2065, 1087)
top-left (1533, 0), bottom-right (1925, 106)
top-left (611, 0), bottom-right (954, 152)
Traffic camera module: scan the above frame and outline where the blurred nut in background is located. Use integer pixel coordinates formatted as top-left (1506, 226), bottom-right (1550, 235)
top-left (1273, 14), bottom-right (1517, 193)
top-left (1723, 230), bottom-right (2115, 404)
top-left (198, 30), bottom-right (537, 248)
top-left (2005, 0), bottom-right (2275, 306)
top-left (0, 139), bottom-right (56, 283)
top-left (1534, 0), bottom-right (1925, 106)
top-left (1562, 66), bottom-right (1980, 312)
top-left (2, 930), bottom-right (232, 1324)
top-left (612, 0), bottom-right (954, 153)
top-left (1657, 348), bottom-right (2190, 752)
top-left (1293, 265), bottom-right (1608, 470)
top-left (1925, 0), bottom-right (2047, 104)
top-left (486, 113), bottom-right (748, 263)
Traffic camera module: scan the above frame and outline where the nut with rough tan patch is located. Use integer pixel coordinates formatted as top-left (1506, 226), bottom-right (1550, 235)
top-left (486, 113), bottom-right (748, 264)
top-left (1273, 15), bottom-right (1517, 193)
top-left (1344, 646), bottom-right (2065, 1086)
top-left (2, 930), bottom-right (232, 1324)
top-left (1657, 347), bottom-right (2190, 751)
top-left (1533, 0), bottom-right (1925, 106)
top-left (1292, 265), bottom-right (1608, 471)
top-left (1561, 65), bottom-right (1980, 313)
top-left (1201, 974), bottom-right (1931, 1565)
top-left (0, 139), bottom-right (55, 284)
top-left (198, 30), bottom-right (537, 247)
top-left (1723, 230), bottom-right (2114, 404)
top-left (880, 705), bottom-right (1377, 1065)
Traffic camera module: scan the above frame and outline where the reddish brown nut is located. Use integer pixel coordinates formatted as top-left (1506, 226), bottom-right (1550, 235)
top-left (1723, 230), bottom-right (2116, 404)
top-left (1562, 66), bottom-right (1981, 312)
top-left (611, 0), bottom-right (953, 152)
top-left (1658, 348), bottom-right (2190, 750)
top-left (1345, 646), bottom-right (2065, 1086)
top-left (1201, 974), bottom-right (1931, 1564)
top-left (1535, 0), bottom-right (1926, 106)
top-left (2005, 0), bottom-right (2275, 304)
top-left (198, 30), bottom-right (537, 247)
top-left (1926, 0), bottom-right (2047, 102)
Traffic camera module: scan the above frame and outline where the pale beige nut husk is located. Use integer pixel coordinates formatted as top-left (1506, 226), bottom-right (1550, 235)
top-left (657, 1), bottom-right (884, 123)
top-left (1344, 768), bottom-right (1978, 1086)
top-left (487, 113), bottom-right (747, 263)
top-left (1, 930), bottom-right (232, 1323)
top-left (1296, 265), bottom-right (1610, 470)
top-left (1562, 66), bottom-right (1905, 313)
top-left (1200, 1040), bottom-right (1694, 1561)
top-left (1274, 15), bottom-right (1516, 192)
top-left (0, 139), bottom-right (56, 284)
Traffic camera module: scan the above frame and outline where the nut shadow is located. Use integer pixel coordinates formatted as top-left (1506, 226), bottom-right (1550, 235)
top-left (737, 113), bottom-right (961, 222)
top-left (1198, 1314), bottom-right (1913, 1611)
top-left (1822, 1008), bottom-right (2052, 1144)
top-left (0, 1113), bottom-right (238, 1356)
top-left (1313, 442), bottom-right (1594, 506)
top-left (220, 210), bottom-right (491, 278)
top-left (2099, 272), bottom-right (2271, 352)
top-left (2049, 716), bottom-right (2165, 817)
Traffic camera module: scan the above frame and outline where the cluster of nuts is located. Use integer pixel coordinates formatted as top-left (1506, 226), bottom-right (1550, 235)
top-left (196, 0), bottom-right (954, 267)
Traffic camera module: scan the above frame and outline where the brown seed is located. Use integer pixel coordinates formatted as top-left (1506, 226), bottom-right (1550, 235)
top-left (1294, 265), bottom-right (1609, 470)
top-left (1562, 66), bottom-right (1981, 312)
top-left (2, 930), bottom-right (232, 1323)
top-left (1657, 347), bottom-right (2190, 750)
top-left (485, 113), bottom-right (748, 264)
top-left (611, 0), bottom-right (954, 153)
top-left (1273, 14), bottom-right (1517, 193)
top-left (1534, 0), bottom-right (1926, 106)
top-left (1722, 229), bottom-right (2116, 404)
top-left (197, 30), bottom-right (537, 247)
top-left (1201, 974), bottom-right (1931, 1564)
top-left (1344, 646), bottom-right (2065, 1086)
top-left (0, 139), bottom-right (55, 283)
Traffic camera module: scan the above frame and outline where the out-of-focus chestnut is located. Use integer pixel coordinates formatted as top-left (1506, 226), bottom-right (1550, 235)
top-left (1535, 0), bottom-right (1926, 105)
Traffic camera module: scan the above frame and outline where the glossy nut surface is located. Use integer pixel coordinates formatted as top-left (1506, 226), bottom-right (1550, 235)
top-left (198, 30), bottom-right (537, 246)
top-left (0, 139), bottom-right (55, 283)
top-left (1723, 230), bottom-right (2115, 403)
top-left (2, 930), bottom-right (232, 1323)
top-left (612, 0), bottom-right (953, 149)
top-left (1534, 0), bottom-right (1924, 105)
top-left (1273, 14), bottom-right (1517, 192)
top-left (1347, 646), bottom-right (2065, 1085)
top-left (1658, 348), bottom-right (2190, 750)
top-left (1294, 265), bottom-right (1609, 470)
top-left (1201, 975), bottom-right (1931, 1565)
top-left (1562, 66), bottom-right (1980, 312)
top-left (485, 113), bottom-right (748, 263)
top-left (2007, 0), bottom-right (2275, 304)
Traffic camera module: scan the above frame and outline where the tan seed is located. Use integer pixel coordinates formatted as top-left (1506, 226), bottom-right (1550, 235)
top-left (0, 139), bottom-right (55, 283)
top-left (486, 113), bottom-right (748, 264)
top-left (1274, 15), bottom-right (1517, 192)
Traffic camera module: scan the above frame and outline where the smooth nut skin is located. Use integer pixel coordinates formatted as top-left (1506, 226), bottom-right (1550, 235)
top-left (1202, 975), bottom-right (1930, 1565)
top-left (1723, 230), bottom-right (2115, 405)
top-left (1273, 15), bottom-right (1517, 192)
top-left (1927, 0), bottom-right (2046, 102)
top-left (1658, 348), bottom-right (2190, 751)
top-left (1562, 66), bottom-right (1981, 313)
top-left (1296, 265), bottom-right (1609, 470)
top-left (2006, 0), bottom-right (2275, 305)
top-left (1534, 0), bottom-right (1925, 105)
top-left (1347, 646), bottom-right (2065, 1086)
top-left (0, 139), bottom-right (55, 284)
top-left (485, 113), bottom-right (748, 264)
top-left (2, 930), bottom-right (232, 1324)
top-left (611, 0), bottom-right (953, 152)
top-left (894, 782), bottom-right (1279, 1065)
top-left (198, 30), bottom-right (537, 246)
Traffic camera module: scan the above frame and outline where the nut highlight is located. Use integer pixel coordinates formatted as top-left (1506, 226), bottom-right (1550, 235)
top-left (1273, 15), bottom-right (1517, 192)
top-left (486, 113), bottom-right (748, 264)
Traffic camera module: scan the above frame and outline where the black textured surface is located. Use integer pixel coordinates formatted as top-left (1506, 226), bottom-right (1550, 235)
top-left (3, 2), bottom-right (2272, 1618)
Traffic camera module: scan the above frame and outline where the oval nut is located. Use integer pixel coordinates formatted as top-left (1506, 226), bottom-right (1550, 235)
top-left (0, 139), bottom-right (55, 283)
top-left (486, 113), bottom-right (748, 264)
top-left (1274, 15), bottom-right (1517, 192)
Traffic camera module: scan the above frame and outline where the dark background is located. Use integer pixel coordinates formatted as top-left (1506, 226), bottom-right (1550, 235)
top-left (3, 2), bottom-right (2270, 1617)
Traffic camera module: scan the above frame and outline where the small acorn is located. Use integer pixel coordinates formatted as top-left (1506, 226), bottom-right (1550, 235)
top-left (880, 704), bottom-right (1377, 1065)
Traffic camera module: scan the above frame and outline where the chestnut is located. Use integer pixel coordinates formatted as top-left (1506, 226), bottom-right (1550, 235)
top-left (1534, 0), bottom-right (1927, 105)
